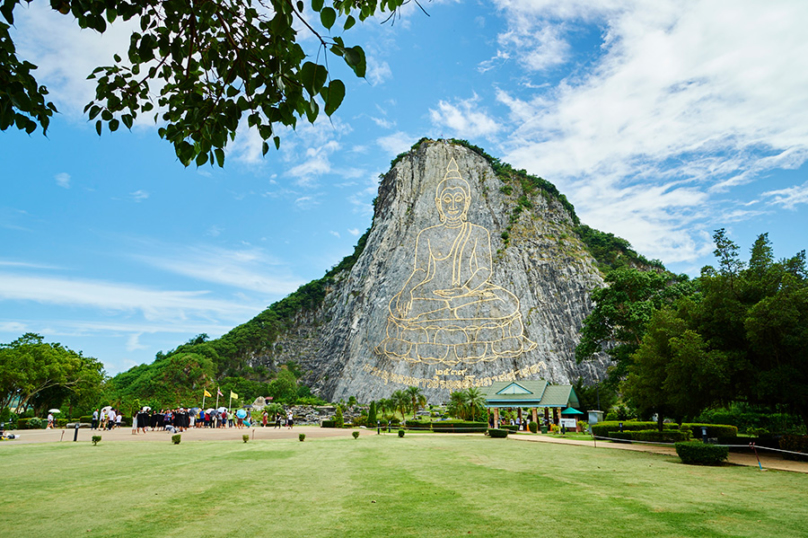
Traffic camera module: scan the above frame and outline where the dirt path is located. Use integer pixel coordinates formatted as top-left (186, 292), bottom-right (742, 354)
top-left (509, 433), bottom-right (808, 474)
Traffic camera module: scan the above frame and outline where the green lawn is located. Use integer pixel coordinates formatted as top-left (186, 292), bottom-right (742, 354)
top-left (1, 435), bottom-right (806, 537)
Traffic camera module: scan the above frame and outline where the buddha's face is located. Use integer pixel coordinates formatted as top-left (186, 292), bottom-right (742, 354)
top-left (437, 186), bottom-right (468, 222)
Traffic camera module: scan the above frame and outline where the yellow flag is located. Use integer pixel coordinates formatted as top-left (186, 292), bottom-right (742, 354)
top-left (203, 389), bottom-right (212, 397)
top-left (230, 391), bottom-right (238, 399)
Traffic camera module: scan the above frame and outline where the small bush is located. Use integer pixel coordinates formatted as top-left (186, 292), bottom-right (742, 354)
top-left (675, 441), bottom-right (728, 465)
top-left (489, 429), bottom-right (509, 438)
top-left (79, 415), bottom-right (93, 424)
top-left (91, 435), bottom-right (101, 446)
top-left (398, 429), bottom-right (405, 438)
top-left (242, 434), bottom-right (249, 443)
top-left (779, 435), bottom-right (808, 461)
top-left (171, 434), bottom-right (181, 445)
top-left (299, 433), bottom-right (305, 442)
top-left (501, 425), bottom-right (519, 432)
top-left (55, 419), bottom-right (68, 428)
top-left (352, 431), bottom-right (360, 440)
top-left (528, 421), bottom-right (538, 434)
top-left (389, 417), bottom-right (401, 426)
top-left (334, 407), bottom-right (344, 429)
top-left (321, 419), bottom-right (335, 428)
top-left (352, 416), bottom-right (367, 427)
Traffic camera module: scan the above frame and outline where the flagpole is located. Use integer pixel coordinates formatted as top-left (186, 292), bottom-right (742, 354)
top-left (202, 391), bottom-right (206, 409)
top-left (229, 392), bottom-right (232, 411)
top-left (215, 388), bottom-right (220, 409)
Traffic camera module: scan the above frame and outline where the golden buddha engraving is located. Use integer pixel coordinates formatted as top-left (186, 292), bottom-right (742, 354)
top-left (378, 158), bottom-right (536, 365)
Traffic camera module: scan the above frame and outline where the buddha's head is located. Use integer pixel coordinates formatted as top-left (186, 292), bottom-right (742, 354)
top-left (435, 160), bottom-right (471, 224)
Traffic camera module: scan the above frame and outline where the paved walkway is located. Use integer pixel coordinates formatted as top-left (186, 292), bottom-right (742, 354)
top-left (0, 425), bottom-right (374, 445)
top-left (508, 432), bottom-right (808, 474)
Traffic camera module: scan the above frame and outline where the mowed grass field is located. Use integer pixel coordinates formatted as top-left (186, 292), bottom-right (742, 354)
top-left (1, 434), bottom-right (806, 538)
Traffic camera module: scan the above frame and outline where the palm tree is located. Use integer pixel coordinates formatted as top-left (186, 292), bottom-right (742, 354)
top-left (449, 390), bottom-right (467, 420)
top-left (391, 390), bottom-right (410, 421)
top-left (464, 387), bottom-right (486, 422)
top-left (405, 386), bottom-right (427, 419)
top-left (377, 398), bottom-right (391, 419)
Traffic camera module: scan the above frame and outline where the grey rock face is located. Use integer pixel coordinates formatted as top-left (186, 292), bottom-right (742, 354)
top-left (253, 141), bottom-right (610, 403)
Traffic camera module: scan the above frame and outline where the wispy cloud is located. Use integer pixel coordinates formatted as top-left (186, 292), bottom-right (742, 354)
top-left (329, 230), bottom-right (341, 238)
top-left (487, 0), bottom-right (808, 263)
top-left (132, 244), bottom-right (304, 295)
top-left (347, 228), bottom-right (360, 236)
top-left (130, 190), bottom-right (149, 202)
top-left (367, 56), bottom-right (392, 86)
top-left (55, 172), bottom-right (71, 189)
top-left (764, 181), bottom-right (808, 210)
top-left (377, 131), bottom-right (417, 156)
top-left (429, 94), bottom-right (501, 139)
top-left (0, 272), bottom-right (258, 321)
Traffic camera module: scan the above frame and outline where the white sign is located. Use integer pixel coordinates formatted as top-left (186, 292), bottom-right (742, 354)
top-left (560, 418), bottom-right (577, 428)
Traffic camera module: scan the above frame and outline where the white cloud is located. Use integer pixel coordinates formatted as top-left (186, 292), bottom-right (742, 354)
top-left (429, 94), bottom-right (501, 139)
top-left (132, 244), bottom-right (303, 295)
top-left (347, 228), bottom-right (360, 236)
top-left (294, 195), bottom-right (320, 210)
top-left (367, 57), bottom-right (393, 86)
top-left (130, 190), bottom-right (149, 202)
top-left (329, 230), bottom-right (341, 238)
top-left (206, 225), bottom-right (223, 237)
top-left (0, 321), bottom-right (27, 334)
top-left (126, 333), bottom-right (147, 351)
top-left (370, 116), bottom-right (395, 129)
top-left (489, 0), bottom-right (808, 263)
top-left (55, 173), bottom-right (71, 189)
top-left (764, 181), bottom-right (808, 210)
top-left (377, 131), bottom-right (417, 156)
top-left (0, 272), bottom-right (257, 322)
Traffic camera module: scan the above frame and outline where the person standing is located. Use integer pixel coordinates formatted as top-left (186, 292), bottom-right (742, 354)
top-left (107, 409), bottom-right (116, 430)
top-left (92, 409), bottom-right (99, 430)
top-left (116, 412), bottom-right (122, 429)
top-left (287, 412), bottom-right (294, 430)
top-left (47, 413), bottom-right (54, 429)
top-left (262, 411), bottom-right (268, 428)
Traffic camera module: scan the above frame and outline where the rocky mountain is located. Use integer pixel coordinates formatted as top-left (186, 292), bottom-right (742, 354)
top-left (245, 139), bottom-right (632, 402)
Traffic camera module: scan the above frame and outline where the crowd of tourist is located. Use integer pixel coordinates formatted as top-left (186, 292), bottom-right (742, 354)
top-left (88, 407), bottom-right (298, 434)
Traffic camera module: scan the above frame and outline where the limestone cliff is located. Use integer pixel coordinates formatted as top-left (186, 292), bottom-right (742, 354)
top-left (251, 139), bottom-right (614, 402)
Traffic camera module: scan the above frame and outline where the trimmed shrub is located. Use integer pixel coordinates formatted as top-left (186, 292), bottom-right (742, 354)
top-left (398, 429), bottom-right (405, 438)
top-left (501, 425), bottom-right (519, 432)
top-left (528, 421), bottom-right (538, 434)
top-left (55, 419), bottom-right (68, 428)
top-left (321, 419), bottom-right (335, 428)
top-left (489, 429), bottom-right (509, 438)
top-left (591, 421), bottom-right (676, 438)
top-left (171, 434), bottom-right (181, 445)
top-left (334, 407), bottom-right (344, 429)
top-left (242, 434), bottom-right (249, 443)
top-left (607, 431), bottom-right (633, 442)
top-left (352, 431), bottom-right (360, 439)
top-left (405, 420), bottom-right (432, 431)
top-left (432, 421), bottom-right (488, 433)
top-left (389, 417), bottom-right (401, 426)
top-left (675, 441), bottom-right (728, 465)
top-left (299, 433), bottom-right (306, 442)
top-left (91, 435), bottom-right (101, 446)
top-left (680, 423), bottom-right (738, 438)
top-left (632, 429), bottom-right (691, 443)
top-left (17, 418), bottom-right (45, 430)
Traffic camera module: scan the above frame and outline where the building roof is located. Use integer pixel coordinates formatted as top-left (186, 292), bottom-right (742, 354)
top-left (482, 380), bottom-right (579, 408)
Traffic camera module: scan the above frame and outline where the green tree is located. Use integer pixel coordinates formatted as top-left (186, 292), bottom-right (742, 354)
top-left (572, 377), bottom-right (617, 415)
top-left (0, 0), bottom-right (412, 166)
top-left (334, 405), bottom-right (344, 428)
top-left (391, 389), bottom-right (410, 420)
top-left (463, 387), bottom-right (486, 422)
top-left (405, 386), bottom-right (426, 419)
top-left (447, 390), bottom-right (467, 420)
top-left (367, 400), bottom-right (377, 425)
top-left (576, 267), bottom-right (697, 384)
top-left (268, 368), bottom-right (298, 403)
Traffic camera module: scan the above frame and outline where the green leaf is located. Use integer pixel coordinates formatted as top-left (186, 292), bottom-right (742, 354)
top-left (262, 141), bottom-right (269, 156)
top-left (109, 118), bottom-right (119, 132)
top-left (296, 1), bottom-right (304, 12)
top-left (273, 136), bottom-right (280, 150)
top-left (344, 15), bottom-right (356, 30)
top-left (215, 148), bottom-right (225, 167)
top-left (305, 99), bottom-right (319, 123)
top-left (320, 7), bottom-right (336, 30)
top-left (299, 62), bottom-right (327, 97)
top-left (95, 120), bottom-right (102, 136)
top-left (323, 79), bottom-right (345, 116)
top-left (196, 151), bottom-right (208, 166)
top-left (311, 0), bottom-right (324, 11)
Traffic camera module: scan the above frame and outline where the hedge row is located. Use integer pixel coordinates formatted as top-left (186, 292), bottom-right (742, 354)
top-left (591, 421), bottom-right (676, 438)
top-left (489, 429), bottom-right (509, 438)
top-left (675, 441), bottom-right (728, 465)
top-left (592, 421), bottom-right (737, 439)
top-left (679, 423), bottom-right (738, 438)
top-left (432, 421), bottom-right (488, 433)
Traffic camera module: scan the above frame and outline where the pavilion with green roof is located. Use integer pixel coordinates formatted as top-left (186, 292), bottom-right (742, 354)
top-left (481, 380), bottom-right (581, 430)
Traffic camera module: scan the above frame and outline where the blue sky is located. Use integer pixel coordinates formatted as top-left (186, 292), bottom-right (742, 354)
top-left (2, 0), bottom-right (807, 375)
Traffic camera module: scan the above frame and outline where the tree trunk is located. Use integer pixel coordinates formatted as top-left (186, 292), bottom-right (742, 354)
top-left (657, 412), bottom-right (664, 432)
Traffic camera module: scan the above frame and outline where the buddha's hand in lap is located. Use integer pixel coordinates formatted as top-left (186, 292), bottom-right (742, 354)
top-left (433, 287), bottom-right (471, 298)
